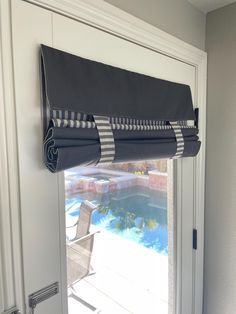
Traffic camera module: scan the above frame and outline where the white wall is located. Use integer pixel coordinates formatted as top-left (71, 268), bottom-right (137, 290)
top-left (204, 3), bottom-right (236, 314)
top-left (105, 0), bottom-right (206, 49)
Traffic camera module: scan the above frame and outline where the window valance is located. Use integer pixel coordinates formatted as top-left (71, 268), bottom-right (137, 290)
top-left (41, 45), bottom-right (200, 173)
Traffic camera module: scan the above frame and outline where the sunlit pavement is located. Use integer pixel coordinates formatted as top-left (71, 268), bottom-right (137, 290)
top-left (67, 225), bottom-right (168, 314)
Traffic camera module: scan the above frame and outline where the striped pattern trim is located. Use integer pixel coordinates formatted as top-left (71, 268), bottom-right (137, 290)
top-left (52, 119), bottom-right (94, 129)
top-left (110, 116), bottom-right (167, 126)
top-left (51, 118), bottom-right (195, 131)
top-left (170, 121), bottom-right (185, 158)
top-left (93, 116), bottom-right (115, 164)
top-left (51, 110), bottom-right (93, 121)
top-left (50, 109), bottom-right (195, 128)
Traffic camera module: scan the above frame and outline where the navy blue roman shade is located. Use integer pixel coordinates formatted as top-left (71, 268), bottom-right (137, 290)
top-left (41, 45), bottom-right (200, 173)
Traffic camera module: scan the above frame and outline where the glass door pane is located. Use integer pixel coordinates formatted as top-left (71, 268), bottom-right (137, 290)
top-left (65, 160), bottom-right (173, 314)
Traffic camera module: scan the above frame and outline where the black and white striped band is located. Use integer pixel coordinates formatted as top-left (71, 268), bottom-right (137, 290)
top-left (170, 121), bottom-right (185, 158)
top-left (93, 116), bottom-right (115, 164)
top-left (50, 109), bottom-right (195, 129)
top-left (51, 118), bottom-right (195, 131)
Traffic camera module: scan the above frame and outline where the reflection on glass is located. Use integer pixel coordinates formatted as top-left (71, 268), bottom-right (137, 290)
top-left (65, 160), bottom-right (169, 314)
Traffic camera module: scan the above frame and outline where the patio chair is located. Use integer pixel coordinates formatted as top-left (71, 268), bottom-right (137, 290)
top-left (66, 200), bottom-right (100, 312)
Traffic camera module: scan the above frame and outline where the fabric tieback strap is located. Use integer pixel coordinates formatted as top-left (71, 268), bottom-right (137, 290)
top-left (170, 121), bottom-right (185, 158)
top-left (93, 116), bottom-right (115, 164)
top-left (94, 118), bottom-right (185, 162)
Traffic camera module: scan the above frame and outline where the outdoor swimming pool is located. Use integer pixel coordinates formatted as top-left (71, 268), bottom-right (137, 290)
top-left (66, 186), bottom-right (168, 255)
top-left (84, 173), bottom-right (119, 181)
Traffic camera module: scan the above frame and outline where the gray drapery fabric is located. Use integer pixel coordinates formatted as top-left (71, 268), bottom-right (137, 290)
top-left (41, 45), bottom-right (200, 173)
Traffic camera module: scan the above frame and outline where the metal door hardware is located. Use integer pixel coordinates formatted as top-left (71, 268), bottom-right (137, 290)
top-left (28, 282), bottom-right (59, 313)
top-left (193, 228), bottom-right (198, 250)
top-left (1, 306), bottom-right (20, 314)
top-left (194, 108), bottom-right (199, 128)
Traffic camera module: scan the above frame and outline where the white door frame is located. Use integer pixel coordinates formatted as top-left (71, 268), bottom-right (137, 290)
top-left (0, 0), bottom-right (206, 313)
top-left (0, 1), bottom-right (25, 313)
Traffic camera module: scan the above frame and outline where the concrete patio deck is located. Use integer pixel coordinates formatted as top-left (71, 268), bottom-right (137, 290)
top-left (67, 225), bottom-right (168, 314)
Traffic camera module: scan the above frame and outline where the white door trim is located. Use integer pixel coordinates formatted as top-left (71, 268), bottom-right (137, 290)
top-left (0, 0), bottom-right (206, 313)
top-left (24, 0), bottom-right (206, 64)
top-left (0, 1), bottom-right (25, 313)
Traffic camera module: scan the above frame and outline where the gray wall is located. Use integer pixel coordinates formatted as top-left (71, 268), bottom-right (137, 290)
top-left (105, 0), bottom-right (206, 50)
top-left (204, 4), bottom-right (236, 314)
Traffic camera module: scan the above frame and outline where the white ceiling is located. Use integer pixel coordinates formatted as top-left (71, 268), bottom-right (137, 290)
top-left (188, 0), bottom-right (236, 13)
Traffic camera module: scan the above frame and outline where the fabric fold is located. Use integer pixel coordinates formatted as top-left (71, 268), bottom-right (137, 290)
top-left (40, 45), bottom-right (201, 173)
top-left (44, 126), bottom-right (200, 172)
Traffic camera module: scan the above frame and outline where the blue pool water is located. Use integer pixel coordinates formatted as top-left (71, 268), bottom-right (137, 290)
top-left (66, 186), bottom-right (168, 255)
